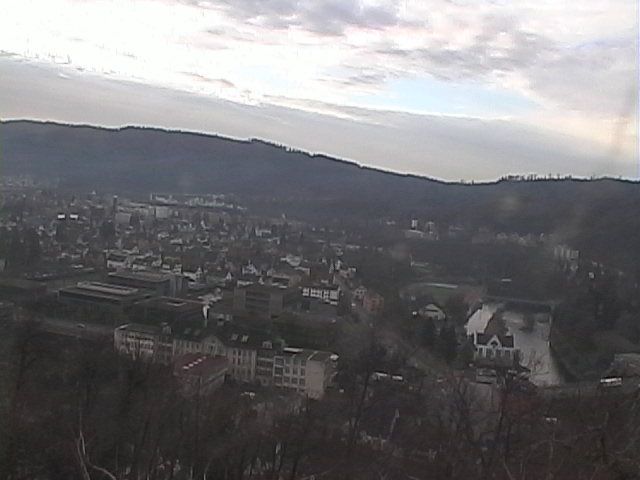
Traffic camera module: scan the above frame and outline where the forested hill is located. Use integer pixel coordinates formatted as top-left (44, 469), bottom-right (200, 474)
top-left (1, 120), bottom-right (639, 266)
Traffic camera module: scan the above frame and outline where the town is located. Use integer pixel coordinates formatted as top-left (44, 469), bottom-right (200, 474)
top-left (1, 176), bottom-right (639, 479)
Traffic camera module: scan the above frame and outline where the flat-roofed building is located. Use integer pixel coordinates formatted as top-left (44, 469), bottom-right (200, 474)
top-left (132, 296), bottom-right (204, 326)
top-left (108, 270), bottom-right (186, 297)
top-left (58, 281), bottom-right (151, 311)
top-left (273, 347), bottom-right (337, 399)
top-left (233, 284), bottom-right (299, 318)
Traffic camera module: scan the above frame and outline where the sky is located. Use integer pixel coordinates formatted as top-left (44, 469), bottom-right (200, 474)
top-left (0, 0), bottom-right (638, 180)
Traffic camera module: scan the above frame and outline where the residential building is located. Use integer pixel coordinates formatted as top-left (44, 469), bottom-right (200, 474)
top-left (363, 291), bottom-right (385, 315)
top-left (106, 251), bottom-right (130, 271)
top-left (352, 285), bottom-right (367, 302)
top-left (302, 284), bottom-right (340, 306)
top-left (470, 331), bottom-right (518, 365)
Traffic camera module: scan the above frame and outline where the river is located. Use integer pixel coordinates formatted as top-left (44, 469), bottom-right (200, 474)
top-left (466, 303), bottom-right (565, 386)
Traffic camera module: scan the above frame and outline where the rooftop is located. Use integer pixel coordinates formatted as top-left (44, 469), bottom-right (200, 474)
top-left (237, 284), bottom-right (295, 294)
top-left (136, 296), bottom-right (203, 313)
top-left (59, 281), bottom-right (148, 303)
top-left (70, 281), bottom-right (141, 297)
top-left (109, 270), bottom-right (173, 284)
top-left (279, 347), bottom-right (336, 362)
top-left (116, 323), bottom-right (161, 334)
top-left (474, 332), bottom-right (515, 349)
top-left (174, 354), bottom-right (227, 377)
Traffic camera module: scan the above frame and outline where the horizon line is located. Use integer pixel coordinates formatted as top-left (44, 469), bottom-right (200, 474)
top-left (2, 117), bottom-right (638, 185)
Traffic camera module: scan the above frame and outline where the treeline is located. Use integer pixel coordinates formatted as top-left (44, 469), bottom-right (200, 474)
top-left (1, 316), bottom-right (639, 479)
top-left (551, 266), bottom-right (640, 379)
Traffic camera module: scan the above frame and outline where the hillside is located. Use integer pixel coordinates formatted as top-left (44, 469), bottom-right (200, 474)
top-left (1, 120), bottom-right (638, 266)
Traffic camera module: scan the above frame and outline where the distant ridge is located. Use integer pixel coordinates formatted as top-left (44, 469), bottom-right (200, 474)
top-left (3, 119), bottom-right (635, 186)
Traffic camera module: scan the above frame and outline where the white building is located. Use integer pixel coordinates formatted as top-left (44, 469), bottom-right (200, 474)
top-left (114, 323), bottom-right (173, 363)
top-left (302, 284), bottom-right (341, 306)
top-left (352, 285), bottom-right (367, 302)
top-left (273, 347), bottom-right (337, 399)
top-left (470, 332), bottom-right (518, 364)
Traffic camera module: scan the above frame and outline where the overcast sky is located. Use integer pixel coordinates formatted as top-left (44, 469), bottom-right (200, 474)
top-left (0, 0), bottom-right (638, 180)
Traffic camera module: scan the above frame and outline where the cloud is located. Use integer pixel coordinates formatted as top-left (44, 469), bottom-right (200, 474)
top-left (3, 57), bottom-right (634, 181)
top-left (210, 0), bottom-right (408, 35)
top-left (0, 0), bottom-right (636, 166)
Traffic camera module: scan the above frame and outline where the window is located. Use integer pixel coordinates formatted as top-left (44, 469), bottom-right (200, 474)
top-left (300, 379), bottom-right (305, 386)
top-left (292, 378), bottom-right (298, 384)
